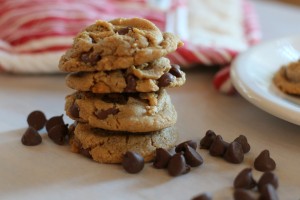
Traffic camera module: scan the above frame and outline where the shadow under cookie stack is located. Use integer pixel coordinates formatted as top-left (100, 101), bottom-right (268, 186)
top-left (59, 18), bottom-right (185, 164)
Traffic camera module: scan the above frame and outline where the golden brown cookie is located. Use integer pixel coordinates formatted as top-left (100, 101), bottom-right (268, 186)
top-left (65, 89), bottom-right (177, 132)
top-left (273, 60), bottom-right (300, 95)
top-left (59, 18), bottom-right (183, 72)
top-left (65, 57), bottom-right (186, 93)
top-left (70, 123), bottom-right (178, 164)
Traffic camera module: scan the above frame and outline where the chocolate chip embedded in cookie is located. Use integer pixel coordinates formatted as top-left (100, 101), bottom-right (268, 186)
top-left (69, 123), bottom-right (178, 164)
top-left (58, 18), bottom-right (184, 72)
top-left (65, 89), bottom-right (177, 132)
top-left (273, 60), bottom-right (300, 95)
top-left (65, 57), bottom-right (186, 93)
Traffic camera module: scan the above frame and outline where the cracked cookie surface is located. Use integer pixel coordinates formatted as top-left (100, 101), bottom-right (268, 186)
top-left (70, 123), bottom-right (178, 164)
top-left (58, 17), bottom-right (183, 72)
top-left (65, 89), bottom-right (177, 132)
top-left (65, 57), bottom-right (186, 93)
top-left (273, 60), bottom-right (300, 95)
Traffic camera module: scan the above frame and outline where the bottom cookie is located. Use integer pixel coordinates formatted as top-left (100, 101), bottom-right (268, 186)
top-left (70, 123), bottom-right (178, 164)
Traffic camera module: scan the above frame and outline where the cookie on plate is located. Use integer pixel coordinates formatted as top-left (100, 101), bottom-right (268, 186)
top-left (59, 18), bottom-right (183, 72)
top-left (65, 89), bottom-right (177, 132)
top-left (273, 60), bottom-right (300, 95)
top-left (70, 123), bottom-right (178, 164)
top-left (65, 57), bottom-right (186, 93)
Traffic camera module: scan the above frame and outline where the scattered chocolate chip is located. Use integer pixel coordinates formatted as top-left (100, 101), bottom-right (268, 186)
top-left (259, 184), bottom-right (279, 200)
top-left (117, 26), bottom-right (133, 35)
top-left (80, 51), bottom-right (101, 65)
top-left (183, 144), bottom-right (204, 167)
top-left (124, 74), bottom-right (137, 93)
top-left (48, 124), bottom-right (68, 145)
top-left (45, 115), bottom-right (65, 132)
top-left (258, 172), bottom-right (279, 192)
top-left (234, 135), bottom-right (251, 153)
top-left (79, 147), bottom-right (92, 159)
top-left (157, 72), bottom-right (175, 87)
top-left (21, 127), bottom-right (42, 146)
top-left (169, 64), bottom-right (182, 78)
top-left (122, 151), bottom-right (144, 174)
top-left (234, 189), bottom-right (257, 200)
top-left (192, 193), bottom-right (212, 200)
top-left (94, 107), bottom-right (120, 120)
top-left (209, 135), bottom-right (229, 157)
top-left (254, 150), bottom-right (276, 172)
top-left (168, 153), bottom-right (190, 176)
top-left (153, 148), bottom-right (172, 169)
top-left (234, 168), bottom-right (257, 189)
top-left (27, 110), bottom-right (47, 130)
top-left (224, 141), bottom-right (244, 164)
top-left (200, 130), bottom-right (216, 149)
top-left (175, 140), bottom-right (197, 152)
top-left (102, 93), bottom-right (128, 104)
top-left (69, 103), bottom-right (80, 118)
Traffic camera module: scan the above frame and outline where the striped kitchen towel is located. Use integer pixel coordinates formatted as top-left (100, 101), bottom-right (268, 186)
top-left (0, 0), bottom-right (260, 94)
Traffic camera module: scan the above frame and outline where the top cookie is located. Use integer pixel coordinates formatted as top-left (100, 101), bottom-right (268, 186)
top-left (59, 18), bottom-right (184, 72)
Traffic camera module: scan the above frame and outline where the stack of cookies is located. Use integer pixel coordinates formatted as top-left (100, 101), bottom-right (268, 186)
top-left (58, 18), bottom-right (185, 164)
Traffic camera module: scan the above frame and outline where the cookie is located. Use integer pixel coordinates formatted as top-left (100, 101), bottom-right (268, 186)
top-left (58, 18), bottom-right (184, 72)
top-left (70, 123), bottom-right (178, 164)
top-left (65, 57), bottom-right (186, 93)
top-left (273, 61), bottom-right (300, 95)
top-left (65, 89), bottom-right (177, 132)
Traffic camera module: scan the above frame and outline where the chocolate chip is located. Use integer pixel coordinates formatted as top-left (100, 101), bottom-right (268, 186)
top-left (45, 115), bottom-right (65, 132)
top-left (192, 193), bottom-right (212, 200)
top-left (234, 168), bottom-right (257, 189)
top-left (27, 110), bottom-right (47, 130)
top-left (79, 147), bottom-right (92, 159)
top-left (200, 130), bottom-right (216, 149)
top-left (234, 135), bottom-right (251, 153)
top-left (224, 141), bottom-right (244, 164)
top-left (157, 72), bottom-right (175, 87)
top-left (102, 93), bottom-right (128, 104)
top-left (94, 107), bottom-right (120, 120)
top-left (183, 144), bottom-right (204, 167)
top-left (153, 148), bottom-right (172, 169)
top-left (73, 71), bottom-right (85, 77)
top-left (258, 172), bottom-right (279, 192)
top-left (69, 103), bottom-right (80, 118)
top-left (117, 26), bottom-right (133, 35)
top-left (21, 127), bottom-right (42, 146)
top-left (168, 153), bottom-right (190, 176)
top-left (175, 140), bottom-right (197, 152)
top-left (169, 64), bottom-right (182, 78)
top-left (254, 150), bottom-right (276, 172)
top-left (48, 124), bottom-right (68, 145)
top-left (122, 151), bottom-right (144, 174)
top-left (234, 189), bottom-right (257, 200)
top-left (209, 135), bottom-right (229, 157)
top-left (124, 75), bottom-right (137, 93)
top-left (259, 184), bottom-right (279, 200)
top-left (80, 51), bottom-right (101, 65)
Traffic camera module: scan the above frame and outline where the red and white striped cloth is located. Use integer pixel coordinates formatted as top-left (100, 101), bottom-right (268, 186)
top-left (0, 0), bottom-right (260, 94)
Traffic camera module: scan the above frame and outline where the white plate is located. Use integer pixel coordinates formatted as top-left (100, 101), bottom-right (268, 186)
top-left (231, 36), bottom-right (300, 126)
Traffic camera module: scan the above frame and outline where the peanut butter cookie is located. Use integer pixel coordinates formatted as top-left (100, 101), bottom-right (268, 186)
top-left (65, 89), bottom-right (177, 132)
top-left (70, 123), bottom-right (178, 164)
top-left (59, 18), bottom-right (183, 72)
top-left (273, 60), bottom-right (300, 95)
top-left (65, 57), bottom-right (186, 93)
